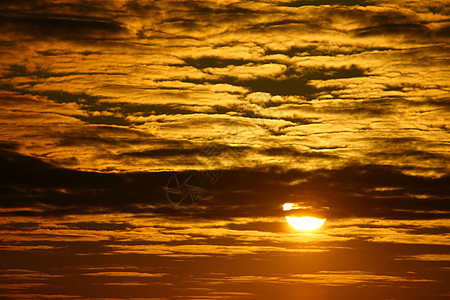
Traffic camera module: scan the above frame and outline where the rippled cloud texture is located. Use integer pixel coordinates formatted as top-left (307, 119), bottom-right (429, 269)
top-left (0, 0), bottom-right (449, 299)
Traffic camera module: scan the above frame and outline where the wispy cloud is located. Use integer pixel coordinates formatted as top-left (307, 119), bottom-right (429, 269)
top-left (0, 0), bottom-right (448, 175)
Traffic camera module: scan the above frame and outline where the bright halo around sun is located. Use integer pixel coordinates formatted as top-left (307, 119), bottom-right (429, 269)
top-left (285, 216), bottom-right (326, 231)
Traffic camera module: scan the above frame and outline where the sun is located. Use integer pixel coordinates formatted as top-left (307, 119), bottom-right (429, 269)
top-left (285, 216), bottom-right (326, 231)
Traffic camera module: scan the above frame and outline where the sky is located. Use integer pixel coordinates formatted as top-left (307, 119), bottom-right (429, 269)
top-left (0, 0), bottom-right (449, 299)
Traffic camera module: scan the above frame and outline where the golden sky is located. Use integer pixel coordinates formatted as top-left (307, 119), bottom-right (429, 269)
top-left (0, 0), bottom-right (449, 299)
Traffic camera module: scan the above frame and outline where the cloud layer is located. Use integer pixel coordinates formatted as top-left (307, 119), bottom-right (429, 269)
top-left (0, 0), bottom-right (448, 176)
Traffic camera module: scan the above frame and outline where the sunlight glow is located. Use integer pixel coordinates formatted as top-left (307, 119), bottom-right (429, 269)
top-left (285, 216), bottom-right (326, 231)
top-left (283, 203), bottom-right (295, 211)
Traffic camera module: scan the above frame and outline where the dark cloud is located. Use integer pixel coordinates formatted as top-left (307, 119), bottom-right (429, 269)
top-left (36, 49), bottom-right (103, 56)
top-left (59, 221), bottom-right (136, 231)
top-left (263, 44), bottom-right (393, 57)
top-left (55, 128), bottom-right (154, 147)
top-left (181, 56), bottom-right (253, 69)
top-left (283, 0), bottom-right (376, 7)
top-left (185, 65), bottom-right (367, 97)
top-left (0, 147), bottom-right (166, 214)
top-left (0, 13), bottom-right (127, 40)
top-left (437, 24), bottom-right (450, 38)
top-left (0, 0), bottom-right (44, 9)
top-left (353, 23), bottom-right (433, 38)
top-left (0, 86), bottom-right (131, 126)
top-left (0, 147), bottom-right (448, 220)
top-left (0, 85), bottom-right (102, 104)
top-left (124, 0), bottom-right (159, 16)
top-left (2, 64), bottom-right (126, 79)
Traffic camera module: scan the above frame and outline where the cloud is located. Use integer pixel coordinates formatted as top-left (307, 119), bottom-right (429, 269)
top-left (0, 13), bottom-right (128, 41)
top-left (83, 271), bottom-right (167, 277)
top-left (184, 64), bottom-right (368, 97)
top-left (0, 147), bottom-right (448, 222)
top-left (0, 1), bottom-right (448, 177)
top-left (283, 0), bottom-right (376, 7)
top-left (120, 144), bottom-right (250, 159)
top-left (395, 254), bottom-right (450, 261)
top-left (0, 269), bottom-right (62, 280)
top-left (220, 270), bottom-right (434, 285)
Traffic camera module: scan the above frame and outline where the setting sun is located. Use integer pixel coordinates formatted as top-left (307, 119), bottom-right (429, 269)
top-left (286, 216), bottom-right (326, 231)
